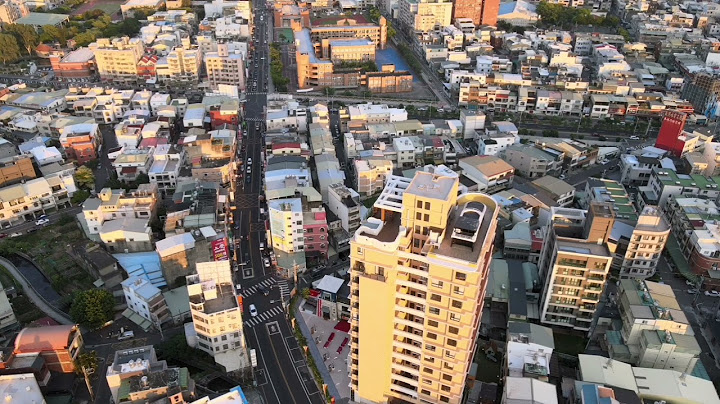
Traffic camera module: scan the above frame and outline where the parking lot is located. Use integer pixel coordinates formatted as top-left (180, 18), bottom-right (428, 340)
top-left (300, 310), bottom-right (352, 399)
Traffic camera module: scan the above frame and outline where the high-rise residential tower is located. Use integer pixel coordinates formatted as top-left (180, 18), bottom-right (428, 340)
top-left (349, 171), bottom-right (498, 404)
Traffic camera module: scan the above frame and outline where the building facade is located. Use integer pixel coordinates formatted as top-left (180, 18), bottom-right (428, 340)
top-left (350, 171), bottom-right (498, 404)
top-left (89, 37), bottom-right (145, 85)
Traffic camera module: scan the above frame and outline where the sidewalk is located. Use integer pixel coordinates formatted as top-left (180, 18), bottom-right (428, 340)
top-left (0, 256), bottom-right (73, 325)
top-left (294, 298), bottom-right (346, 403)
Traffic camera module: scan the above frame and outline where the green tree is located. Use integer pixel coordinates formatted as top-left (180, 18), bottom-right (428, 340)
top-left (70, 289), bottom-right (115, 329)
top-left (74, 166), bottom-right (95, 190)
top-left (71, 189), bottom-right (90, 205)
top-left (40, 25), bottom-right (67, 43)
top-left (369, 7), bottom-right (381, 21)
top-left (618, 27), bottom-right (632, 42)
top-left (74, 351), bottom-right (98, 375)
top-left (133, 173), bottom-right (150, 187)
top-left (73, 31), bottom-right (98, 47)
top-left (387, 21), bottom-right (397, 39)
top-left (8, 25), bottom-right (39, 56)
top-left (84, 159), bottom-right (99, 170)
top-left (0, 34), bottom-right (21, 64)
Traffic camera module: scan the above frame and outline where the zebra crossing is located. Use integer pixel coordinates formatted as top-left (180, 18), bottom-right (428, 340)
top-left (240, 277), bottom-right (276, 298)
top-left (244, 305), bottom-right (284, 328)
top-left (277, 279), bottom-right (290, 301)
top-left (244, 117), bottom-right (265, 122)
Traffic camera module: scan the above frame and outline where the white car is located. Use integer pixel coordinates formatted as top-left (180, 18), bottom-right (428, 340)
top-left (35, 217), bottom-right (49, 226)
top-left (235, 284), bottom-right (242, 291)
top-left (249, 304), bottom-right (258, 317)
top-left (629, 136), bottom-right (640, 140)
top-left (686, 280), bottom-right (696, 287)
top-left (705, 290), bottom-right (720, 297)
top-left (264, 258), bottom-right (270, 268)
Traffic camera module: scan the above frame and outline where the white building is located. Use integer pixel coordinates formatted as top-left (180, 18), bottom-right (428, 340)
top-left (187, 260), bottom-right (248, 372)
top-left (149, 144), bottom-right (184, 191)
top-left (392, 137), bottom-right (415, 168)
top-left (327, 183), bottom-right (362, 234)
top-left (122, 276), bottom-right (170, 326)
top-left (347, 103), bottom-right (408, 123)
top-left (477, 121), bottom-right (520, 156)
top-left (506, 322), bottom-right (554, 380)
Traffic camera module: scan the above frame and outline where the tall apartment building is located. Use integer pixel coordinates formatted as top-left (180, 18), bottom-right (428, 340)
top-left (398, 0), bottom-right (453, 33)
top-left (187, 261), bottom-right (248, 372)
top-left (538, 203), bottom-right (615, 331)
top-left (268, 198), bottom-right (304, 253)
top-left (354, 158), bottom-right (394, 197)
top-left (616, 206), bottom-right (670, 279)
top-left (327, 183), bottom-right (362, 234)
top-left (682, 73), bottom-right (720, 116)
top-left (350, 171), bottom-right (499, 404)
top-left (205, 43), bottom-right (245, 91)
top-left (0, 0), bottom-right (28, 24)
top-left (158, 47), bottom-right (202, 84)
top-left (89, 37), bottom-right (145, 85)
top-left (452, 0), bottom-right (499, 27)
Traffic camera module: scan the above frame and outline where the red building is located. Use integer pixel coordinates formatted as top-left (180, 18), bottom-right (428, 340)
top-left (137, 53), bottom-right (159, 81)
top-left (209, 105), bottom-right (239, 128)
top-left (13, 325), bottom-right (83, 373)
top-left (50, 48), bottom-right (96, 81)
top-left (655, 110), bottom-right (688, 156)
top-left (453, 0), bottom-right (499, 26)
top-left (59, 123), bottom-right (100, 164)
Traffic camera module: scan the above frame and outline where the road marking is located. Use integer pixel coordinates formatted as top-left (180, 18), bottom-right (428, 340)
top-left (245, 306), bottom-right (284, 328)
top-left (251, 328), bottom-right (281, 403)
top-left (278, 327), bottom-right (315, 402)
top-left (255, 368), bottom-right (269, 386)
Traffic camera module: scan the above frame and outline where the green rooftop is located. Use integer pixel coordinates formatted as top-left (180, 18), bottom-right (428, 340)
top-left (655, 168), bottom-right (720, 189)
top-left (587, 178), bottom-right (638, 221)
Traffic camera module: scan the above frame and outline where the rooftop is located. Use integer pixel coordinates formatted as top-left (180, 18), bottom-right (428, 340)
top-left (532, 176), bottom-right (574, 197)
top-left (16, 12), bottom-right (69, 26)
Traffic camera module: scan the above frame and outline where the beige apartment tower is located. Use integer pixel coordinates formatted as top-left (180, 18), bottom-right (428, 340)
top-left (538, 203), bottom-right (615, 332)
top-left (350, 171), bottom-right (498, 404)
top-left (619, 206), bottom-right (670, 279)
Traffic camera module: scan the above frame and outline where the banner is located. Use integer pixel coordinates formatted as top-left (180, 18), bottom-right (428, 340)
top-left (212, 238), bottom-right (229, 261)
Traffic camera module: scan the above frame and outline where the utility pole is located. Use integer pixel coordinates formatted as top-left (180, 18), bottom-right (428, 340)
top-left (152, 313), bottom-right (164, 341)
top-left (83, 365), bottom-right (95, 402)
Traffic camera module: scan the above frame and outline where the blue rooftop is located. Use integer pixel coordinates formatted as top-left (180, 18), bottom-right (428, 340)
top-left (114, 252), bottom-right (167, 288)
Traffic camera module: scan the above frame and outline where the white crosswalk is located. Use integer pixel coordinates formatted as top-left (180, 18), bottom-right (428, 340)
top-left (277, 279), bottom-right (290, 301)
top-left (244, 117), bottom-right (265, 122)
top-left (240, 278), bottom-right (276, 298)
top-left (244, 305), bottom-right (284, 328)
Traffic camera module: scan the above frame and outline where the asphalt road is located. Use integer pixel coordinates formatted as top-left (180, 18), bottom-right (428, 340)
top-left (94, 124), bottom-right (120, 192)
top-left (1, 205), bottom-right (81, 236)
top-left (233, 4), bottom-right (323, 403)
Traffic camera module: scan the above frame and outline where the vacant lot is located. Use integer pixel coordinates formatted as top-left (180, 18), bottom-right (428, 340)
top-left (3, 217), bottom-right (95, 296)
top-left (71, 0), bottom-right (123, 18)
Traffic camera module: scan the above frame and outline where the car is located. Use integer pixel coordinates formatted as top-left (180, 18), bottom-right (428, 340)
top-left (264, 258), bottom-right (270, 268)
top-left (258, 285), bottom-right (270, 296)
top-left (687, 289), bottom-right (699, 294)
top-left (249, 304), bottom-right (258, 317)
top-left (259, 241), bottom-right (265, 250)
top-left (35, 216), bottom-right (49, 226)
top-left (629, 136), bottom-right (640, 140)
top-left (246, 167), bottom-right (251, 174)
top-left (705, 290), bottom-right (720, 297)
top-left (117, 330), bottom-right (134, 341)
top-left (686, 280), bottom-right (696, 286)
top-left (9, 233), bottom-right (21, 238)
top-left (559, 174), bottom-right (566, 180)
top-left (235, 284), bottom-right (242, 291)
top-left (247, 158), bottom-right (252, 165)
top-left (246, 176), bottom-right (251, 184)
top-left (255, 123), bottom-right (260, 130)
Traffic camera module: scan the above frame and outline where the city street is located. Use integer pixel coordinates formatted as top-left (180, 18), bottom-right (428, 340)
top-left (232, 2), bottom-right (324, 403)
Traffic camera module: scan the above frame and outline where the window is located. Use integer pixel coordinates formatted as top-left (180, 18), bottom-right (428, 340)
top-left (421, 389), bottom-right (431, 396)
top-left (423, 367), bottom-right (433, 374)
top-left (441, 385), bottom-right (451, 392)
top-left (428, 320), bottom-right (438, 327)
top-left (453, 286), bottom-right (464, 295)
top-left (430, 294), bottom-right (441, 302)
top-left (455, 272), bottom-right (466, 281)
top-left (416, 212), bottom-right (422, 220)
top-left (356, 248), bottom-right (363, 255)
top-left (448, 326), bottom-right (459, 334)
top-left (429, 307), bottom-right (440, 315)
top-left (417, 200), bottom-right (423, 209)
top-left (440, 396), bottom-right (450, 403)
top-left (425, 202), bottom-right (430, 210)
top-left (423, 214), bottom-right (429, 221)
top-left (432, 280), bottom-right (443, 288)
top-left (427, 332), bottom-right (437, 340)
top-left (425, 344), bottom-right (436, 352)
top-left (442, 373), bottom-right (452, 382)
top-left (425, 356), bottom-right (435, 363)
top-left (446, 339), bottom-right (457, 347)
top-left (451, 300), bottom-right (463, 309)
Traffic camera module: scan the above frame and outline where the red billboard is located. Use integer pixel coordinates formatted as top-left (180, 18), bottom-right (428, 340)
top-left (212, 238), bottom-right (229, 261)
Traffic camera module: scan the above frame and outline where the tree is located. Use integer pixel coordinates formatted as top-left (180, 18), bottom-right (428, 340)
top-left (84, 159), bottom-right (99, 170)
top-left (8, 25), bottom-right (39, 56)
top-left (40, 24), bottom-right (67, 43)
top-left (369, 7), bottom-right (381, 22)
top-left (132, 173), bottom-right (150, 187)
top-left (324, 87), bottom-right (336, 96)
top-left (70, 289), bottom-right (115, 329)
top-left (0, 34), bottom-right (21, 64)
top-left (74, 351), bottom-right (98, 375)
top-left (74, 166), bottom-right (95, 190)
top-left (387, 21), bottom-right (397, 39)
top-left (71, 189), bottom-right (90, 205)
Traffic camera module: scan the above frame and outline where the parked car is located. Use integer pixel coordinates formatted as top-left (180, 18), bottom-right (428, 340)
top-left (263, 258), bottom-right (270, 268)
top-left (687, 289), bottom-right (699, 294)
top-left (235, 284), bottom-right (242, 292)
top-left (705, 290), bottom-right (720, 297)
top-left (118, 330), bottom-right (134, 341)
top-left (35, 216), bottom-right (49, 226)
top-left (249, 304), bottom-right (258, 317)
top-left (629, 136), bottom-right (640, 140)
